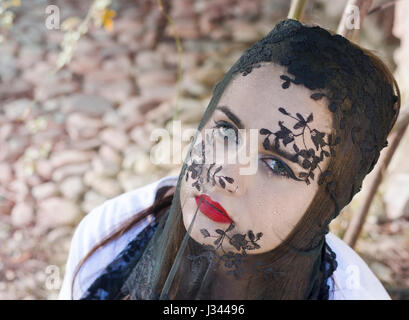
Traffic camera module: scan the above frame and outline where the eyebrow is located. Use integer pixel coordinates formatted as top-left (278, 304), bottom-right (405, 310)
top-left (216, 105), bottom-right (304, 172)
top-left (216, 106), bottom-right (244, 129)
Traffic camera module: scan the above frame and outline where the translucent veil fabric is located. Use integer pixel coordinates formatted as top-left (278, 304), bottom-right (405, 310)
top-left (85, 18), bottom-right (399, 300)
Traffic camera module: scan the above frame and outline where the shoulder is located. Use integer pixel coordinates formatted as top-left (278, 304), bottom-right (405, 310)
top-left (325, 232), bottom-right (391, 300)
top-left (58, 175), bottom-right (178, 300)
top-left (74, 174), bottom-right (178, 242)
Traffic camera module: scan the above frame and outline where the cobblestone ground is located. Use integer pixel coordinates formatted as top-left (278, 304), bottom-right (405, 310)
top-left (0, 0), bottom-right (407, 299)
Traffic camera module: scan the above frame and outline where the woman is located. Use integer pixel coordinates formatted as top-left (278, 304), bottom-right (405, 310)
top-left (59, 18), bottom-right (400, 300)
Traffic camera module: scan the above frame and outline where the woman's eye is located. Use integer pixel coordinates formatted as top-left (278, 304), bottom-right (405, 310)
top-left (262, 158), bottom-right (291, 179)
top-left (213, 120), bottom-right (240, 145)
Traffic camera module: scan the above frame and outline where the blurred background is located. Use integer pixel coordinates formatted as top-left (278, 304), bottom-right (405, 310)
top-left (0, 0), bottom-right (408, 299)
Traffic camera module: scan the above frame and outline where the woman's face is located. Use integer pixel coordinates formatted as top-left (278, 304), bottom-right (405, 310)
top-left (180, 62), bottom-right (333, 254)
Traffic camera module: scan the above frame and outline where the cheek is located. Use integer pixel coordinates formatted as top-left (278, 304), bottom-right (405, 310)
top-left (180, 177), bottom-right (195, 212)
top-left (179, 177), bottom-right (188, 198)
top-left (179, 180), bottom-right (198, 233)
top-left (245, 176), bottom-right (318, 250)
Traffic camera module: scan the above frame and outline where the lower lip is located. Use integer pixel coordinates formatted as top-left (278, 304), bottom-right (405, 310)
top-left (195, 195), bottom-right (233, 224)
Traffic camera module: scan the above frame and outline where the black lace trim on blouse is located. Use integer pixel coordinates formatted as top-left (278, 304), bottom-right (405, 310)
top-left (318, 241), bottom-right (338, 299)
top-left (80, 219), bottom-right (158, 300)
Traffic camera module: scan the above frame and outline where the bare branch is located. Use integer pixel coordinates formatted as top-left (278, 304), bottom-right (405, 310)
top-left (287, 0), bottom-right (308, 21)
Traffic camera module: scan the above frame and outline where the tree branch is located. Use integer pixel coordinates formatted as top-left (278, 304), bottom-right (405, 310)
top-left (287, 0), bottom-right (308, 21)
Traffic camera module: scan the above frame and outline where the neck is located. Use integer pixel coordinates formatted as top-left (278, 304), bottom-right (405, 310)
top-left (167, 234), bottom-right (325, 299)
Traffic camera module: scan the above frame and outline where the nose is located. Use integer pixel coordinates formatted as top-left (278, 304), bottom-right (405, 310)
top-left (212, 163), bottom-right (246, 197)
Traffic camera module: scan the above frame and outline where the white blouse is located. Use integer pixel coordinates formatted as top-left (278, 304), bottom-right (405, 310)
top-left (59, 175), bottom-right (391, 300)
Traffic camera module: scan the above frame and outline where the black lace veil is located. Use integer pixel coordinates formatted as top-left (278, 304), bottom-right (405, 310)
top-left (89, 18), bottom-right (400, 300)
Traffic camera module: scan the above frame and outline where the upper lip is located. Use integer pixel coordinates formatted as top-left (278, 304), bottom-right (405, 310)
top-left (195, 194), bottom-right (233, 224)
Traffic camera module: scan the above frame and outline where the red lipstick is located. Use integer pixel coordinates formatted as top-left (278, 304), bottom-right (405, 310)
top-left (195, 194), bottom-right (233, 224)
